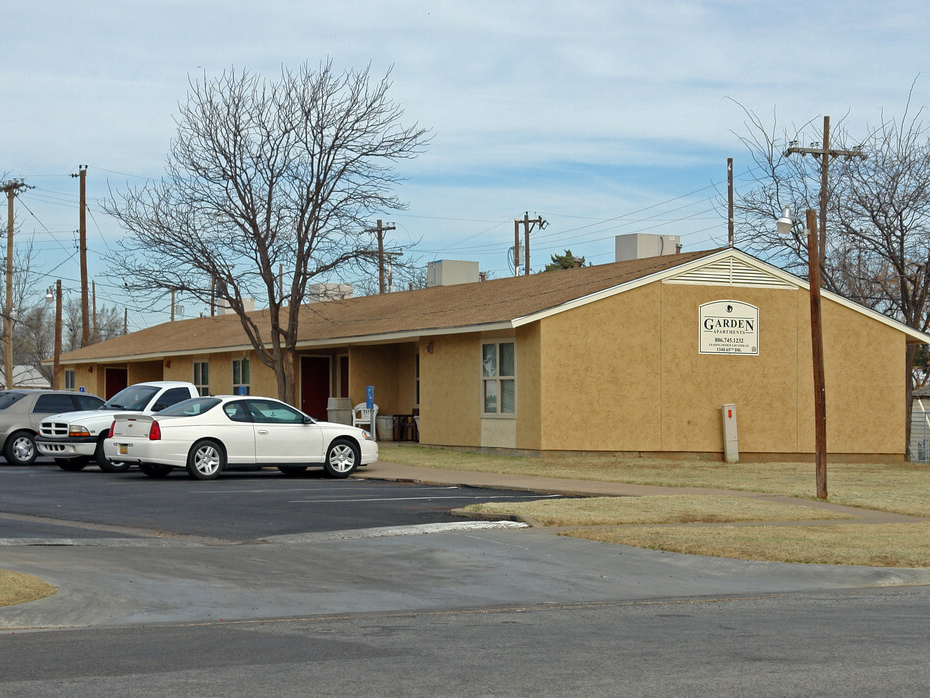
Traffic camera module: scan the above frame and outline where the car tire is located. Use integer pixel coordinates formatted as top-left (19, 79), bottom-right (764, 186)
top-left (323, 438), bottom-right (359, 478)
top-left (278, 466), bottom-right (308, 476)
top-left (95, 437), bottom-right (131, 473)
top-left (4, 431), bottom-right (37, 466)
top-left (56, 457), bottom-right (89, 471)
top-left (139, 463), bottom-right (173, 478)
top-left (186, 439), bottom-right (225, 480)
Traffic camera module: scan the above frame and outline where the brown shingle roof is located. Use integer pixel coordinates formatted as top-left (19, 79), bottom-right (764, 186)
top-left (59, 249), bottom-right (722, 363)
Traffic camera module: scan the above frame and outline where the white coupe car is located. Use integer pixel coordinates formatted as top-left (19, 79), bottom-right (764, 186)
top-left (103, 396), bottom-right (378, 480)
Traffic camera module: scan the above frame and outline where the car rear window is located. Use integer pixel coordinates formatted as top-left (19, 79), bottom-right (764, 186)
top-left (0, 392), bottom-right (27, 410)
top-left (34, 394), bottom-right (77, 414)
top-left (157, 397), bottom-right (221, 417)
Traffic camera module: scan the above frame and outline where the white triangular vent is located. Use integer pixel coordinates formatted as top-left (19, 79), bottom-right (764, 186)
top-left (664, 256), bottom-right (796, 289)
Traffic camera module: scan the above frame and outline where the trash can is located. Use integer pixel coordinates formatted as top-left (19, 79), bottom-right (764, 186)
top-left (326, 397), bottom-right (352, 425)
top-left (376, 415), bottom-right (394, 441)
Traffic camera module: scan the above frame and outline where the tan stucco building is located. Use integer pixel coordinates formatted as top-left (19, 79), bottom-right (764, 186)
top-left (53, 248), bottom-right (930, 461)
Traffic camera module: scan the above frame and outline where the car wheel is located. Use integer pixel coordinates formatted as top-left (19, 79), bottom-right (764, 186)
top-left (324, 438), bottom-right (359, 478)
top-left (4, 431), bottom-right (37, 466)
top-left (278, 466), bottom-right (308, 477)
top-left (186, 439), bottom-right (225, 480)
top-left (139, 463), bottom-right (173, 478)
top-left (56, 457), bottom-right (89, 471)
top-left (95, 437), bottom-right (131, 473)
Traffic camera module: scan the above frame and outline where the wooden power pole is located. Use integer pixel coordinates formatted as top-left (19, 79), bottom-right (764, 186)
top-left (53, 280), bottom-right (62, 390)
top-left (1, 179), bottom-right (30, 390)
top-left (727, 158), bottom-right (735, 247)
top-left (806, 209), bottom-right (828, 499)
top-left (366, 219), bottom-right (397, 294)
top-left (517, 212), bottom-right (547, 275)
top-left (513, 219), bottom-right (521, 275)
top-left (785, 116), bottom-right (864, 265)
top-left (71, 166), bottom-right (90, 347)
top-left (785, 117), bottom-right (865, 498)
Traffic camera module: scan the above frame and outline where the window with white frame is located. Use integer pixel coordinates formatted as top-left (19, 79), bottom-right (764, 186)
top-left (193, 361), bottom-right (210, 396)
top-left (481, 341), bottom-right (515, 415)
top-left (232, 358), bottom-right (250, 395)
top-left (64, 369), bottom-right (75, 391)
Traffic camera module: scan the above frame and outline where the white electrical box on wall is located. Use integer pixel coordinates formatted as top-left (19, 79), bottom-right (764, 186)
top-left (721, 403), bottom-right (738, 463)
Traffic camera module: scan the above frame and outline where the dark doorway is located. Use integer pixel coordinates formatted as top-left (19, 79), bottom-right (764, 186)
top-left (300, 356), bottom-right (331, 419)
top-left (104, 367), bottom-right (128, 399)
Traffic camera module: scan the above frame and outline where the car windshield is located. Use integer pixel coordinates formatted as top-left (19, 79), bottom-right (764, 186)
top-left (0, 392), bottom-right (27, 410)
top-left (102, 385), bottom-right (160, 411)
top-left (156, 397), bottom-right (221, 417)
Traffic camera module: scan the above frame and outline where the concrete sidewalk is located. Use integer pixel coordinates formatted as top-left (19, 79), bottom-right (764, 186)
top-left (357, 458), bottom-right (930, 525)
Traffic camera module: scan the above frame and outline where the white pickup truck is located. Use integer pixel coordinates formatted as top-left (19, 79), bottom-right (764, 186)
top-left (36, 381), bottom-right (200, 472)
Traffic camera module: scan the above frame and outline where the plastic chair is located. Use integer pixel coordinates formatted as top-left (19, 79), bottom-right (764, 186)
top-left (352, 403), bottom-right (378, 436)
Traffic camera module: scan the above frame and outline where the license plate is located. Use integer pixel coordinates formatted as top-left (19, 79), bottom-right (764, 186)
top-left (118, 444), bottom-right (129, 455)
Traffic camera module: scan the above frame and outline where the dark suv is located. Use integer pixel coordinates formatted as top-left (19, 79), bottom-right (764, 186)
top-left (0, 390), bottom-right (105, 466)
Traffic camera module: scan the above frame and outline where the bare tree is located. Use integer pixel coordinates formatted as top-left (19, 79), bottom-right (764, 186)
top-left (14, 303), bottom-right (53, 383)
top-left (350, 252), bottom-right (428, 296)
top-left (60, 299), bottom-right (123, 350)
top-left (105, 61), bottom-right (429, 404)
top-left (1, 236), bottom-right (39, 376)
top-left (732, 91), bottom-right (930, 455)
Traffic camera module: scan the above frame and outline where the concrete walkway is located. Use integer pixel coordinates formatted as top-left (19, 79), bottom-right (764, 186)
top-left (357, 458), bottom-right (930, 525)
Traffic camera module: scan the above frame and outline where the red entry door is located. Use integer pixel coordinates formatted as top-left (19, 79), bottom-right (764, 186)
top-left (300, 356), bottom-right (331, 420)
top-left (104, 368), bottom-right (128, 399)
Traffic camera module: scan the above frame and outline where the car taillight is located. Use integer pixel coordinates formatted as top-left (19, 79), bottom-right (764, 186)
top-left (149, 421), bottom-right (161, 441)
top-left (108, 420), bottom-right (115, 438)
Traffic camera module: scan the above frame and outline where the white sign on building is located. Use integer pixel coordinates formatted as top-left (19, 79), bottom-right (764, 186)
top-left (699, 300), bottom-right (759, 355)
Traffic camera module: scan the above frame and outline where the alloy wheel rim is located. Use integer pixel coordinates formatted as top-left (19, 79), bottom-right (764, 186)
top-left (195, 446), bottom-right (220, 475)
top-left (330, 444), bottom-right (355, 472)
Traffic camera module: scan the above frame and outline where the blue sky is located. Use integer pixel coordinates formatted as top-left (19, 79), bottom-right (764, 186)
top-left (2, 0), bottom-right (929, 330)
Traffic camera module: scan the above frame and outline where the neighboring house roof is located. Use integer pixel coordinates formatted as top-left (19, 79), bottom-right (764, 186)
top-left (53, 248), bottom-right (930, 366)
top-left (0, 365), bottom-right (51, 389)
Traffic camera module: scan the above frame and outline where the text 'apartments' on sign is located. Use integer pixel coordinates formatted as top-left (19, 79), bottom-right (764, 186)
top-left (699, 300), bottom-right (759, 355)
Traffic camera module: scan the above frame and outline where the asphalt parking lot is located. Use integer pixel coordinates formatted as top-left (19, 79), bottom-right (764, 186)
top-left (0, 461), bottom-right (549, 543)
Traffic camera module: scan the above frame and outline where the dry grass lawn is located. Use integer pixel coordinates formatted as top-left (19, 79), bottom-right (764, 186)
top-left (565, 523), bottom-right (930, 568)
top-left (466, 495), bottom-right (854, 526)
top-left (383, 446), bottom-right (930, 566)
top-left (0, 570), bottom-right (56, 608)
top-left (382, 445), bottom-right (930, 516)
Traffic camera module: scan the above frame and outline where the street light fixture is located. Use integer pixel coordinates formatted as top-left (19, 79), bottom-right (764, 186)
top-left (776, 206), bottom-right (794, 236)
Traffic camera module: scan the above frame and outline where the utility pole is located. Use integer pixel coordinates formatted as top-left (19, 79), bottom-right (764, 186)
top-left (92, 280), bottom-right (97, 343)
top-left (71, 166), bottom-right (90, 347)
top-left (385, 251), bottom-right (403, 293)
top-left (806, 209), bottom-right (827, 499)
top-left (517, 212), bottom-right (547, 275)
top-left (2, 179), bottom-right (30, 390)
top-left (727, 158), bottom-right (735, 247)
top-left (513, 219), bottom-right (520, 276)
top-left (785, 116), bottom-right (865, 265)
top-left (46, 281), bottom-right (62, 389)
top-left (365, 219), bottom-right (397, 294)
